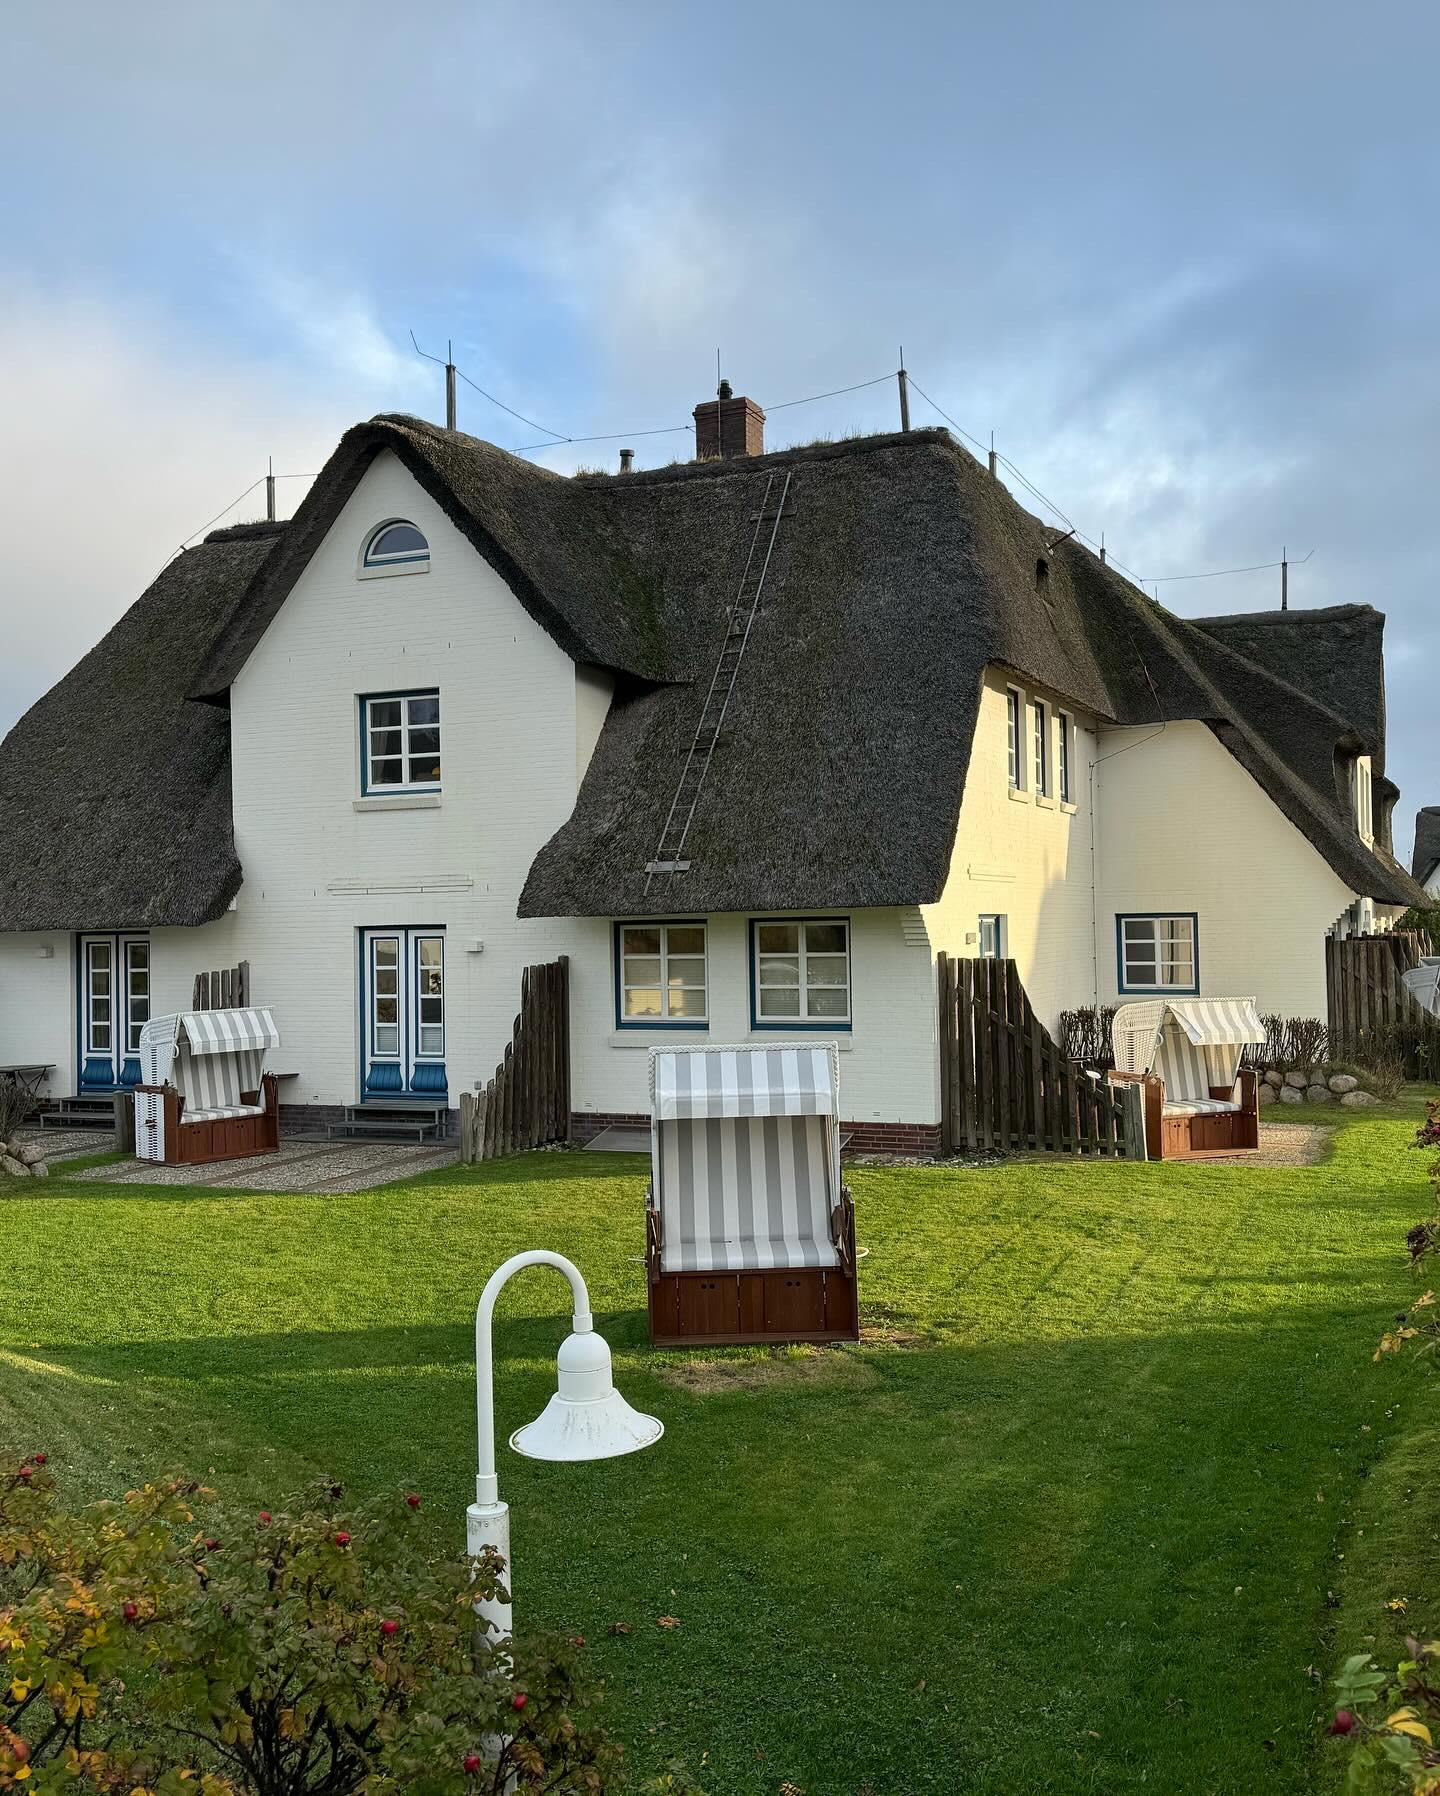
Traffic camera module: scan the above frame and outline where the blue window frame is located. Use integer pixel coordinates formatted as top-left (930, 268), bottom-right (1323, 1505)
top-left (363, 519), bottom-right (429, 568)
top-left (613, 922), bottom-right (708, 1028)
top-left (358, 926), bottom-right (447, 1097)
top-left (749, 918), bottom-right (852, 1031)
top-left (978, 914), bottom-right (1006, 959)
top-left (1116, 913), bottom-right (1200, 996)
top-left (360, 689), bottom-right (441, 794)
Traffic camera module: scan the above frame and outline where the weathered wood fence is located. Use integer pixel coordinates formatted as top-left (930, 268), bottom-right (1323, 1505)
top-left (192, 961), bottom-right (250, 1009)
top-left (459, 957), bottom-right (571, 1163)
top-left (1327, 931), bottom-right (1440, 1077)
top-left (938, 954), bottom-right (1145, 1158)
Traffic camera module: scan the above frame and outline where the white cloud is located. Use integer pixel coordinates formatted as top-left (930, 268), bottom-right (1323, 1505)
top-left (0, 281), bottom-right (359, 737)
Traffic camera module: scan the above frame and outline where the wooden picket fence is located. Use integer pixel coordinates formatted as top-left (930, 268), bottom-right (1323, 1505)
top-left (938, 954), bottom-right (1145, 1158)
top-left (459, 957), bottom-right (571, 1163)
top-left (1326, 931), bottom-right (1440, 1078)
top-left (191, 961), bottom-right (249, 1009)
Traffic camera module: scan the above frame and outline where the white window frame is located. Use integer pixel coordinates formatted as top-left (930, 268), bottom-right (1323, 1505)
top-left (1117, 913), bottom-right (1199, 996)
top-left (360, 518), bottom-right (431, 578)
top-left (978, 914), bottom-right (1007, 959)
top-left (414, 932), bottom-right (446, 1061)
top-left (1032, 699), bottom-right (1050, 797)
top-left (124, 940), bottom-right (150, 1055)
top-left (1058, 711), bottom-right (1073, 804)
top-left (1353, 755), bottom-right (1374, 842)
top-left (751, 918), bottom-right (853, 1029)
top-left (617, 922), bottom-right (708, 1026)
top-left (362, 690), bottom-right (442, 794)
top-left (1006, 687), bottom-right (1024, 790)
top-left (86, 939), bottom-right (113, 1055)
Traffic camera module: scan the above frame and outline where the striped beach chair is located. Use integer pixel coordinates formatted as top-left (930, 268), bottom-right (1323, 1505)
top-left (645, 1044), bottom-right (859, 1345)
top-left (135, 1008), bottom-right (282, 1165)
top-left (1111, 997), bottom-right (1264, 1159)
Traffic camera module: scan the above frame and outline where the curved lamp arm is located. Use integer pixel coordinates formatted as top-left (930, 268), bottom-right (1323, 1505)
top-left (474, 1251), bottom-right (592, 1505)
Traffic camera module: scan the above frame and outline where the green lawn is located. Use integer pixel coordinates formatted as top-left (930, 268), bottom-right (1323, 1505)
top-left (3, 1100), bottom-right (1438, 1795)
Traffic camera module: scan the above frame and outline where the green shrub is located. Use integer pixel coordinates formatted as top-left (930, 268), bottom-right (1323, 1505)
top-left (0, 1461), bottom-right (700, 1796)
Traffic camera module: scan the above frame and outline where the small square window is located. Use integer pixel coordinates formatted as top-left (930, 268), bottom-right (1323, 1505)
top-left (361, 691), bottom-right (441, 793)
top-left (617, 922), bottom-right (708, 1026)
top-left (1118, 914), bottom-right (1198, 994)
top-left (752, 919), bottom-right (852, 1028)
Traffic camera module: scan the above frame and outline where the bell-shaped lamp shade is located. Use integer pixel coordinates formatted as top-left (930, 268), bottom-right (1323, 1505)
top-left (509, 1328), bottom-right (664, 1463)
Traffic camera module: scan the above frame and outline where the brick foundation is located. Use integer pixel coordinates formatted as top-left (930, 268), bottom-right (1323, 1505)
top-left (569, 1111), bottom-right (940, 1159)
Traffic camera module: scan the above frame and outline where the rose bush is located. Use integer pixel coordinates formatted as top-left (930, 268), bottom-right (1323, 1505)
top-left (0, 1459), bottom-right (699, 1796)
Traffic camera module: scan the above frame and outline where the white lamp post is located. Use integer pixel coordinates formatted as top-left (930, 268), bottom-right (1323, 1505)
top-left (467, 1250), bottom-right (663, 1640)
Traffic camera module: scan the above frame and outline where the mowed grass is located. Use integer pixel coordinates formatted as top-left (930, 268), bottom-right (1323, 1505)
top-left (4, 1100), bottom-right (1439, 1795)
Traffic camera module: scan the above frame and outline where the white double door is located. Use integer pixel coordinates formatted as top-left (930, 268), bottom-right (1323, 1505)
top-left (78, 933), bottom-right (150, 1090)
top-left (360, 927), bottom-right (447, 1099)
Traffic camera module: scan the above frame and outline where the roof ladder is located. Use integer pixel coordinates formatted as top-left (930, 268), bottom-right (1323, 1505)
top-left (645, 468), bottom-right (792, 888)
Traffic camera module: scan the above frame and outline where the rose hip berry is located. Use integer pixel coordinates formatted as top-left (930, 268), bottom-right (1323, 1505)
top-left (406, 1494), bottom-right (421, 1510)
top-left (334, 1531), bottom-right (351, 1547)
top-left (463, 1753), bottom-right (482, 1775)
top-left (380, 1619), bottom-right (399, 1636)
top-left (122, 1602), bottom-right (138, 1622)
top-left (257, 1511), bottom-right (272, 1525)
top-left (511, 1692), bottom-right (528, 1712)
top-left (31, 1454), bottom-right (47, 1466)
top-left (1330, 1710), bottom-right (1356, 1736)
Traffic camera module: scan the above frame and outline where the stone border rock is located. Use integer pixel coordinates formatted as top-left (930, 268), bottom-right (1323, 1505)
top-left (0, 1136), bottom-right (52, 1186)
top-left (1257, 1067), bottom-right (1379, 1109)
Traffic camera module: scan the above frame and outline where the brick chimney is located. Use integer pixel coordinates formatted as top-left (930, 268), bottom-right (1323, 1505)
top-left (694, 379), bottom-right (765, 459)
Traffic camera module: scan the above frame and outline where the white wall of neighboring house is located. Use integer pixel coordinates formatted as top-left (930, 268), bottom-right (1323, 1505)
top-left (0, 934), bottom-right (74, 1090)
top-left (567, 909), bottom-right (937, 1128)
top-left (923, 668), bottom-right (1100, 1028)
top-left (1093, 721), bottom-right (1358, 1019)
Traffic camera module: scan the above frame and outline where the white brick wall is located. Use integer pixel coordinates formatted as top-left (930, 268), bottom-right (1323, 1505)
top-left (1093, 721), bottom-right (1357, 1018)
top-left (0, 934), bottom-right (74, 1098)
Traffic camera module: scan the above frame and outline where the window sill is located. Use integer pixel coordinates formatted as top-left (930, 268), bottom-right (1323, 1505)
top-left (1035, 793), bottom-right (1056, 810)
top-left (609, 1028), bottom-right (709, 1048)
top-left (1008, 787), bottom-right (1030, 803)
top-left (1060, 800), bottom-right (1078, 815)
top-left (358, 561), bottom-right (430, 581)
top-left (354, 794), bottom-right (442, 813)
top-left (747, 1031), bottom-right (853, 1048)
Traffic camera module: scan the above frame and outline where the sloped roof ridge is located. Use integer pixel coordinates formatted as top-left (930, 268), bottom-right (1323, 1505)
top-left (571, 425), bottom-right (959, 490)
top-left (1192, 600), bottom-right (1377, 629)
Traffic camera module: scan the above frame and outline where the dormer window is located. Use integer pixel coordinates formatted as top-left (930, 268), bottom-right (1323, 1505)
top-left (1350, 753), bottom-right (1374, 843)
top-left (362, 520), bottom-right (430, 573)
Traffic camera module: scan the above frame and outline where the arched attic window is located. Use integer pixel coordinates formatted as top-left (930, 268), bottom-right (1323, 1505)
top-left (363, 520), bottom-right (430, 570)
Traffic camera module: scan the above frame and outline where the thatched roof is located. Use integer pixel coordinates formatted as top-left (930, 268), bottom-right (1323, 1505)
top-left (518, 429), bottom-right (1424, 915)
top-left (2, 416), bottom-right (1422, 933)
top-left (192, 415), bottom-right (676, 699)
top-left (0, 522), bottom-right (286, 931)
top-left (1415, 807), bottom-right (1440, 886)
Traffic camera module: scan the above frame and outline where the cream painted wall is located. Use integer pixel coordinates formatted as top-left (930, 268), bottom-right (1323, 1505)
top-left (0, 934), bottom-right (75, 1098)
top-left (173, 449), bottom-right (591, 1107)
top-left (567, 909), bottom-right (937, 1125)
top-left (923, 668), bottom-right (1100, 1028)
top-left (1094, 721), bottom-right (1359, 1018)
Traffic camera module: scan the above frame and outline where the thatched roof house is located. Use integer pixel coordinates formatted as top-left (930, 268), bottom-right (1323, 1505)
top-left (0, 415), bottom-right (1423, 934)
top-left (1414, 807), bottom-right (1440, 891)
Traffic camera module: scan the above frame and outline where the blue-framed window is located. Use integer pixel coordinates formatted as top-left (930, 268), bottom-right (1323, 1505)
top-left (750, 918), bottom-right (852, 1030)
top-left (360, 690), bottom-right (441, 793)
top-left (1032, 698), bottom-right (1050, 796)
top-left (978, 914), bottom-right (1006, 959)
top-left (1116, 913), bottom-right (1199, 995)
top-left (363, 519), bottom-right (429, 569)
top-left (614, 922), bottom-right (708, 1027)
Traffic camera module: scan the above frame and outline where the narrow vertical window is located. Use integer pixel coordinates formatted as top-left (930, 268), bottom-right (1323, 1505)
top-left (125, 941), bottom-right (150, 1054)
top-left (1006, 689), bottom-right (1022, 789)
top-left (415, 935), bottom-right (445, 1058)
top-left (1058, 711), bottom-right (1073, 803)
top-left (87, 941), bottom-right (112, 1053)
top-left (1033, 699), bottom-right (1049, 796)
top-left (978, 915), bottom-right (1006, 959)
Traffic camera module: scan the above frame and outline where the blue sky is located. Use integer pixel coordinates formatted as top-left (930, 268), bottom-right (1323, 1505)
top-left (3, 0), bottom-right (1436, 862)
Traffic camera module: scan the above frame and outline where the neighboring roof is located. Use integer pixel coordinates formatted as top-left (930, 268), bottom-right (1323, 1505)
top-left (1190, 604), bottom-right (1387, 770)
top-left (1415, 807), bottom-right (1440, 884)
top-left (191, 414), bottom-right (677, 698)
top-left (0, 521), bottom-right (286, 932)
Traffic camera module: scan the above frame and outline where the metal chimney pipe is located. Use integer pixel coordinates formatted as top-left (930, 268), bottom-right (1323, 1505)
top-left (619, 448), bottom-right (635, 473)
